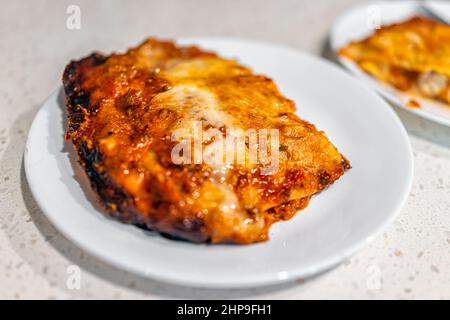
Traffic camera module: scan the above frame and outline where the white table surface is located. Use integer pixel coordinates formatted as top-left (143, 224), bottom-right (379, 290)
top-left (0, 0), bottom-right (449, 299)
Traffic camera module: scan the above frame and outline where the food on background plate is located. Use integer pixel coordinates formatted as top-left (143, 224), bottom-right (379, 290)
top-left (339, 17), bottom-right (450, 106)
top-left (63, 38), bottom-right (349, 244)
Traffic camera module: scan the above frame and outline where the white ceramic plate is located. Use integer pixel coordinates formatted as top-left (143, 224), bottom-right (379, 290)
top-left (330, 1), bottom-right (450, 127)
top-left (24, 38), bottom-right (413, 288)
top-left (424, 0), bottom-right (450, 24)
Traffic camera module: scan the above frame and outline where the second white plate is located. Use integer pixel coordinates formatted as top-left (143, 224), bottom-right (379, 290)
top-left (25, 37), bottom-right (413, 288)
top-left (330, 1), bottom-right (450, 127)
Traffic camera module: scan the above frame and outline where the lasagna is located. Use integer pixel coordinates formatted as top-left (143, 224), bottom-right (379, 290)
top-left (63, 38), bottom-right (349, 244)
top-left (339, 17), bottom-right (450, 105)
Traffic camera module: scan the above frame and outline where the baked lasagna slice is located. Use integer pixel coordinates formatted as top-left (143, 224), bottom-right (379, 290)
top-left (339, 17), bottom-right (450, 105)
top-left (63, 38), bottom-right (349, 244)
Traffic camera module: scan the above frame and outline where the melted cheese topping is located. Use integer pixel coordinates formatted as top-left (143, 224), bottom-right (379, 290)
top-left (153, 84), bottom-right (235, 130)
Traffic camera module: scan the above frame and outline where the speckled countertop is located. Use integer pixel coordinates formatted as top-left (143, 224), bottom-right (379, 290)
top-left (0, 0), bottom-right (449, 299)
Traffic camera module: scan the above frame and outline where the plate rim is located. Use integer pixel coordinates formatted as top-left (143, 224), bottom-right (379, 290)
top-left (24, 37), bottom-right (414, 288)
top-left (423, 0), bottom-right (450, 24)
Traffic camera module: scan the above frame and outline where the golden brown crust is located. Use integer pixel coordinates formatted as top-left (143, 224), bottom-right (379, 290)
top-left (63, 38), bottom-right (349, 244)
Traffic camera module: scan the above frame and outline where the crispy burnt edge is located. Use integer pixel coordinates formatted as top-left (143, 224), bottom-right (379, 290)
top-left (63, 54), bottom-right (141, 223)
top-left (62, 53), bottom-right (213, 243)
top-left (62, 52), bottom-right (351, 244)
